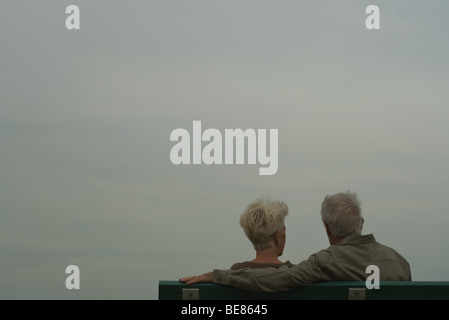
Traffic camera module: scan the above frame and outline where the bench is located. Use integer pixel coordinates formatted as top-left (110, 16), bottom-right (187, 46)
top-left (159, 280), bottom-right (449, 300)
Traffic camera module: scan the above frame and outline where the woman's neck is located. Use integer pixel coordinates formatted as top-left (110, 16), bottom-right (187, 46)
top-left (252, 248), bottom-right (283, 264)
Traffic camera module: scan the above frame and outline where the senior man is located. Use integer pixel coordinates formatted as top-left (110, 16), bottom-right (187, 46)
top-left (180, 191), bottom-right (411, 292)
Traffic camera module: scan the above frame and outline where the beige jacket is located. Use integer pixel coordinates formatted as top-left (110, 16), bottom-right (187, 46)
top-left (213, 234), bottom-right (411, 292)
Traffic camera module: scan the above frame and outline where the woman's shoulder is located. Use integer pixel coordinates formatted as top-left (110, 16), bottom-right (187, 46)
top-left (283, 260), bottom-right (296, 267)
top-left (230, 261), bottom-right (253, 270)
top-left (231, 260), bottom-right (296, 270)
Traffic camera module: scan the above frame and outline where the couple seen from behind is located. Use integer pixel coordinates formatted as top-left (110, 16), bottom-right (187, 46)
top-left (180, 191), bottom-right (411, 292)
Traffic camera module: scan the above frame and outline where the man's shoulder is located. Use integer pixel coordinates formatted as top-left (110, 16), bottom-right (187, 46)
top-left (373, 240), bottom-right (410, 263)
top-left (310, 234), bottom-right (409, 263)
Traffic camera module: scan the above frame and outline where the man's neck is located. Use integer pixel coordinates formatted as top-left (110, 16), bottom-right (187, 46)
top-left (328, 234), bottom-right (344, 245)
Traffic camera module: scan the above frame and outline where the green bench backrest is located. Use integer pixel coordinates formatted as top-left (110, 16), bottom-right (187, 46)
top-left (159, 280), bottom-right (449, 300)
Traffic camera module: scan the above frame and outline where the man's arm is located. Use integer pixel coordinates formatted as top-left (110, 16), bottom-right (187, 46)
top-left (212, 266), bottom-right (295, 292)
top-left (180, 254), bottom-right (329, 292)
top-left (179, 272), bottom-right (213, 285)
top-left (212, 257), bottom-right (326, 292)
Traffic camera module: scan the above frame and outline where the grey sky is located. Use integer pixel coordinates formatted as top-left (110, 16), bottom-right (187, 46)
top-left (1, 1), bottom-right (448, 299)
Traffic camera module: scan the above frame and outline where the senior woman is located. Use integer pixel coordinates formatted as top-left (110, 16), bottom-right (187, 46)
top-left (230, 198), bottom-right (294, 270)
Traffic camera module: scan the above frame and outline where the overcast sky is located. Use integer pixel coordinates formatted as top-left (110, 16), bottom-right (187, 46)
top-left (1, 1), bottom-right (448, 299)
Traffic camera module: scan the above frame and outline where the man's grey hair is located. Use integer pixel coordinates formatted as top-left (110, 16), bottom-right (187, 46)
top-left (240, 197), bottom-right (288, 251)
top-left (321, 191), bottom-right (363, 238)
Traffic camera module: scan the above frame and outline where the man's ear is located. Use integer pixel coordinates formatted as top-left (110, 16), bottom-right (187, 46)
top-left (361, 217), bottom-right (364, 231)
top-left (323, 221), bottom-right (332, 237)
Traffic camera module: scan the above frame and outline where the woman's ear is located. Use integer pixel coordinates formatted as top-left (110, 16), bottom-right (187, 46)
top-left (275, 227), bottom-right (286, 243)
top-left (274, 229), bottom-right (281, 243)
top-left (274, 229), bottom-right (283, 244)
